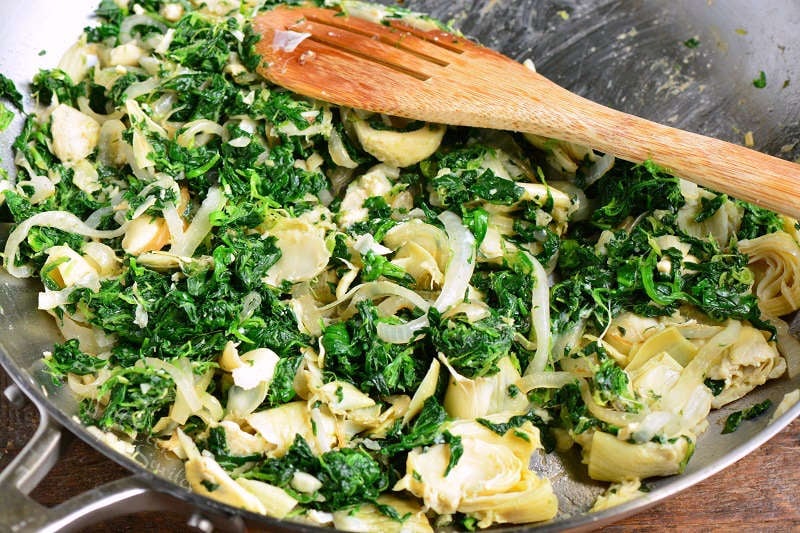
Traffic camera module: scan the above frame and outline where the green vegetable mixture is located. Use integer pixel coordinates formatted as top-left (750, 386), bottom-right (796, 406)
top-left (0, 0), bottom-right (796, 530)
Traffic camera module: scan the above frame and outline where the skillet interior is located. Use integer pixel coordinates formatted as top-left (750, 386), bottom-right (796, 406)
top-left (1, 0), bottom-right (799, 530)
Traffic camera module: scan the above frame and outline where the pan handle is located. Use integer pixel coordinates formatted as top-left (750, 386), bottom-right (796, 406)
top-left (0, 383), bottom-right (246, 533)
top-left (31, 475), bottom-right (247, 533)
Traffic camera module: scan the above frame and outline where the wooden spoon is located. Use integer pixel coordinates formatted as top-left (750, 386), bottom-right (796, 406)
top-left (254, 6), bottom-right (800, 218)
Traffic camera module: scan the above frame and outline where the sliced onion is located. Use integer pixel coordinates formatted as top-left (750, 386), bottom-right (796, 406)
top-left (524, 252), bottom-right (552, 375)
top-left (77, 96), bottom-right (124, 124)
top-left (14, 152), bottom-right (39, 185)
top-left (122, 77), bottom-right (161, 102)
top-left (67, 368), bottom-right (112, 398)
top-left (39, 287), bottom-right (79, 310)
top-left (442, 301), bottom-right (490, 323)
top-left (132, 130), bottom-right (155, 170)
top-left (162, 204), bottom-right (185, 250)
top-left (403, 359), bottom-right (440, 425)
top-left (175, 427), bottom-right (201, 461)
top-left (552, 180), bottom-right (591, 222)
top-left (176, 119), bottom-right (225, 148)
top-left (18, 175), bottom-right (55, 204)
top-left (431, 211), bottom-right (476, 312)
top-left (4, 211), bottom-right (128, 278)
top-left (83, 208), bottom-right (113, 231)
top-left (334, 261), bottom-right (360, 300)
top-left (630, 411), bottom-right (675, 443)
top-left (134, 302), bottom-right (149, 328)
top-left (120, 14), bottom-right (166, 44)
top-left (126, 99), bottom-right (168, 138)
top-left (318, 188), bottom-right (334, 207)
top-left (662, 319), bottom-right (741, 414)
top-left (328, 166), bottom-right (355, 196)
top-left (551, 318), bottom-right (586, 363)
top-left (376, 295), bottom-right (416, 317)
top-left (131, 197), bottom-right (157, 221)
top-left (154, 28), bottom-right (175, 55)
top-left (238, 118), bottom-right (257, 135)
top-left (56, 313), bottom-right (116, 354)
top-left (518, 371), bottom-right (575, 392)
top-left (377, 211), bottom-right (475, 344)
top-left (228, 136), bottom-right (251, 148)
top-left (680, 383), bottom-right (713, 431)
top-left (170, 186), bottom-right (226, 258)
top-left (320, 280), bottom-right (430, 314)
top-left (145, 357), bottom-right (202, 423)
top-left (578, 379), bottom-right (644, 427)
top-left (328, 126), bottom-right (359, 169)
top-left (583, 153), bottom-right (615, 188)
top-left (151, 92), bottom-right (175, 119)
top-left (376, 316), bottom-right (428, 344)
top-left (146, 357), bottom-right (223, 424)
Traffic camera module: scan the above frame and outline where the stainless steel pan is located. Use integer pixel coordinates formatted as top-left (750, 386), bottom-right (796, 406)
top-left (1, 1), bottom-right (799, 530)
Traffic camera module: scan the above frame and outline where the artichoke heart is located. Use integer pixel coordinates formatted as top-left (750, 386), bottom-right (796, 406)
top-left (586, 430), bottom-right (693, 483)
top-left (332, 494), bottom-right (433, 533)
top-left (263, 218), bottom-right (331, 286)
top-left (444, 356), bottom-right (529, 419)
top-left (394, 418), bottom-right (557, 527)
top-left (246, 401), bottom-right (336, 456)
top-left (353, 118), bottom-right (445, 168)
top-left (705, 324), bottom-right (786, 408)
top-left (185, 453), bottom-right (266, 514)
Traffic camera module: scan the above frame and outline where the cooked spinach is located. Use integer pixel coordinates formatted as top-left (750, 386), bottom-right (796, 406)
top-left (0, 72), bottom-right (24, 111)
top-left (722, 399), bottom-right (772, 434)
top-left (247, 434), bottom-right (390, 511)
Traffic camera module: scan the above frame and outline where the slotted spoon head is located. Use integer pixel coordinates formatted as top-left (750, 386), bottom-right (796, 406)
top-left (251, 6), bottom-right (541, 128)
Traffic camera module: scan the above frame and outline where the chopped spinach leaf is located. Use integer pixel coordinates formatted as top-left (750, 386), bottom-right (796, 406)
top-left (683, 37), bottom-right (700, 48)
top-left (722, 399), bottom-right (772, 434)
top-left (205, 426), bottom-right (263, 470)
top-left (0, 73), bottom-right (24, 111)
top-left (753, 70), bottom-right (767, 89)
top-left (247, 434), bottom-right (389, 511)
top-left (704, 378), bottom-right (726, 396)
top-left (44, 339), bottom-right (109, 380)
top-left (428, 308), bottom-right (514, 378)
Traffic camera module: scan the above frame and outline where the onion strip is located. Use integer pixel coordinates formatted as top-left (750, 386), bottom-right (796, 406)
top-left (4, 211), bottom-right (128, 278)
top-left (578, 379), bottom-right (644, 428)
top-left (524, 252), bottom-right (552, 375)
top-left (377, 210), bottom-right (475, 344)
top-left (145, 357), bottom-right (202, 423)
top-left (319, 280), bottom-right (430, 314)
top-left (661, 319), bottom-right (741, 414)
top-left (176, 120), bottom-right (225, 147)
top-left (170, 186), bottom-right (226, 258)
top-left (518, 371), bottom-right (576, 392)
top-left (120, 14), bottom-right (167, 44)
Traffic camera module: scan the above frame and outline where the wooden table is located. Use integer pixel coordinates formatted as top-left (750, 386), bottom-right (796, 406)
top-left (2, 367), bottom-right (798, 532)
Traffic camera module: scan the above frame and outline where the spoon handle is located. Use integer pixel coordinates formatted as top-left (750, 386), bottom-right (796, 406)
top-left (507, 74), bottom-right (800, 218)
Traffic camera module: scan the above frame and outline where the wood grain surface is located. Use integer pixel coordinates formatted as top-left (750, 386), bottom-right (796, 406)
top-left (1, 367), bottom-right (798, 532)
